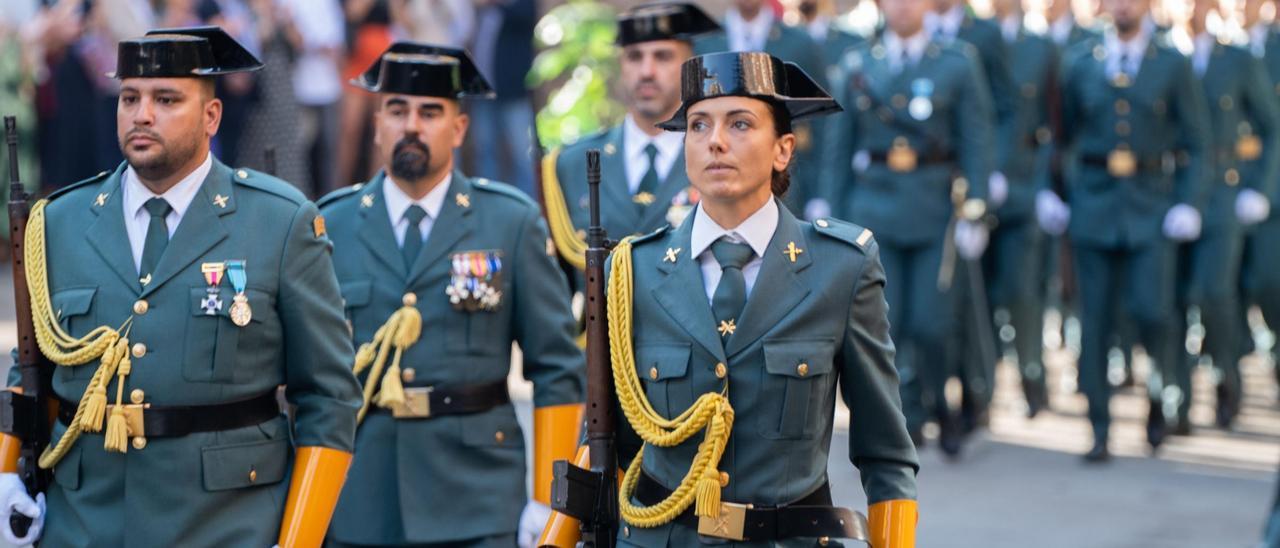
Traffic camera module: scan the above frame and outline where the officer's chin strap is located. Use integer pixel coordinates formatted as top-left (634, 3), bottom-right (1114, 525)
top-left (277, 446), bottom-right (352, 548)
top-left (351, 293), bottom-right (422, 423)
top-left (24, 200), bottom-right (138, 467)
top-left (868, 499), bottom-right (918, 548)
top-left (608, 238), bottom-right (736, 527)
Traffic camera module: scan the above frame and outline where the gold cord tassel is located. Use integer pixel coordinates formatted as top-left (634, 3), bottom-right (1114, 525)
top-left (102, 352), bottom-right (133, 453)
top-left (354, 299), bottom-right (423, 423)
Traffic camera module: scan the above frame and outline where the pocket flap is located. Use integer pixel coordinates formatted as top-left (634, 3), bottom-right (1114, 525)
top-left (460, 407), bottom-right (524, 448)
top-left (52, 287), bottom-right (96, 319)
top-left (763, 339), bottom-right (836, 378)
top-left (201, 437), bottom-right (289, 491)
top-left (635, 342), bottom-right (691, 381)
top-left (339, 280), bottom-right (372, 308)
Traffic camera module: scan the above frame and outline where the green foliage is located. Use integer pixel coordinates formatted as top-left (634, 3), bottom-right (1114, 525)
top-left (528, 0), bottom-right (625, 148)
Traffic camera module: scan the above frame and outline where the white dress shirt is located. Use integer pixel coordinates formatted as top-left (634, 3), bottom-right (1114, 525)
top-left (121, 152), bottom-right (212, 272)
top-left (806, 16), bottom-right (831, 44)
top-left (725, 8), bottom-right (774, 52)
top-left (883, 30), bottom-right (930, 73)
top-left (926, 4), bottom-right (966, 39)
top-left (384, 172), bottom-right (451, 247)
top-left (1049, 15), bottom-right (1076, 46)
top-left (1250, 23), bottom-right (1270, 58)
top-left (623, 115), bottom-right (684, 194)
top-left (1000, 15), bottom-right (1021, 44)
top-left (1191, 32), bottom-right (1215, 77)
top-left (689, 198), bottom-right (779, 301)
top-left (1104, 26), bottom-right (1150, 80)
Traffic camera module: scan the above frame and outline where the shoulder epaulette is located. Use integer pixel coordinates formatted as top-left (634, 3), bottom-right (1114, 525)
top-left (472, 177), bottom-right (538, 208)
top-left (46, 169), bottom-right (112, 202)
top-left (812, 217), bottom-right (873, 251)
top-left (316, 183), bottom-right (366, 209)
top-left (230, 167), bottom-right (307, 205)
top-left (628, 225), bottom-right (671, 247)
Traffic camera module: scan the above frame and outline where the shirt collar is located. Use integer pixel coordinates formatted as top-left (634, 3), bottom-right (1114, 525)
top-left (1049, 14), bottom-right (1075, 44)
top-left (1250, 23), bottom-right (1270, 48)
top-left (689, 198), bottom-right (778, 261)
top-left (806, 16), bottom-right (830, 43)
top-left (928, 5), bottom-right (965, 38)
top-left (384, 171), bottom-right (452, 224)
top-left (726, 8), bottom-right (775, 49)
top-left (1105, 24), bottom-right (1150, 60)
top-left (1000, 15), bottom-right (1021, 43)
top-left (883, 30), bottom-right (929, 62)
top-left (123, 151), bottom-right (212, 221)
top-left (624, 115), bottom-right (683, 169)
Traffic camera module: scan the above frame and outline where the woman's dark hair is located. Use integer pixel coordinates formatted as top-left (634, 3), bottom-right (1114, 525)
top-left (766, 100), bottom-right (794, 197)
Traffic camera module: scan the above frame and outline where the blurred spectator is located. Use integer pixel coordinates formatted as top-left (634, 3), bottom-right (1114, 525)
top-left (399, 0), bottom-right (474, 46)
top-left (280, 0), bottom-right (345, 195)
top-left (335, 0), bottom-right (395, 187)
top-left (201, 0), bottom-right (262, 166)
top-left (464, 0), bottom-right (537, 195)
top-left (235, 0), bottom-right (307, 187)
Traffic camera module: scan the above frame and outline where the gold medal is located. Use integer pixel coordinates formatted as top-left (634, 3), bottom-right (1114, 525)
top-left (230, 294), bottom-right (252, 327)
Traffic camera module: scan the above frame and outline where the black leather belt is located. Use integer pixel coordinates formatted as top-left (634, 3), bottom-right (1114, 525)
top-left (634, 472), bottom-right (869, 543)
top-left (369, 379), bottom-right (509, 419)
top-left (1079, 153), bottom-right (1169, 174)
top-left (868, 149), bottom-right (956, 166)
top-left (58, 391), bottom-right (280, 438)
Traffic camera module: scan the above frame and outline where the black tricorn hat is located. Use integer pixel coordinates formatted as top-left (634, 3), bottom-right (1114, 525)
top-left (111, 26), bottom-right (263, 79)
top-left (617, 2), bottom-right (721, 46)
top-left (657, 51), bottom-right (841, 131)
top-left (350, 42), bottom-right (495, 99)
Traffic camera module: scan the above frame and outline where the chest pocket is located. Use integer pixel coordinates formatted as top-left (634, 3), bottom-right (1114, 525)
top-left (52, 287), bottom-right (98, 381)
top-left (338, 279), bottom-right (372, 340)
top-left (757, 338), bottom-right (836, 440)
top-left (636, 342), bottom-right (692, 419)
top-left (183, 286), bottom-right (265, 382)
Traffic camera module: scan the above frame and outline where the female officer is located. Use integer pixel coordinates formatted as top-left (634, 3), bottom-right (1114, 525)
top-left (603, 51), bottom-right (920, 547)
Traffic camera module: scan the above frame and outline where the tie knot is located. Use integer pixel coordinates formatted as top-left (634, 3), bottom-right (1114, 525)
top-left (404, 205), bottom-right (429, 226)
top-left (143, 197), bottom-right (172, 219)
top-left (643, 143), bottom-right (659, 162)
top-left (711, 238), bottom-right (754, 270)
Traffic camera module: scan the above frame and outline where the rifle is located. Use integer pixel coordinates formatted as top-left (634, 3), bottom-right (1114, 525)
top-left (2, 116), bottom-right (52, 536)
top-left (548, 149), bottom-right (618, 547)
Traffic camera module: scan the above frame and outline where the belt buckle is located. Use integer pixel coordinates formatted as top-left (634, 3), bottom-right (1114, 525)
top-left (1107, 149), bottom-right (1136, 178)
top-left (697, 502), bottom-right (750, 541)
top-left (107, 403), bottom-right (148, 436)
top-left (1237, 135), bottom-right (1263, 160)
top-left (391, 386), bottom-right (433, 419)
top-left (887, 139), bottom-right (917, 173)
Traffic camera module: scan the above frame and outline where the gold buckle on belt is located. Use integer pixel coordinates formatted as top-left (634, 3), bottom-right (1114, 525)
top-left (887, 138), bottom-right (918, 173)
top-left (390, 387), bottom-right (433, 418)
top-left (697, 502), bottom-right (751, 541)
top-left (106, 403), bottom-right (148, 436)
top-left (1107, 148), bottom-right (1136, 178)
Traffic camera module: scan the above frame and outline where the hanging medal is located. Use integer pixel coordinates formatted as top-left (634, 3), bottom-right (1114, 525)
top-left (200, 262), bottom-right (226, 315)
top-left (226, 260), bottom-right (252, 327)
top-left (909, 78), bottom-right (934, 121)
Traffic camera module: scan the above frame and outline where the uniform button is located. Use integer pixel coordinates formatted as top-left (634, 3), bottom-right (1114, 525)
top-left (715, 362), bottom-right (727, 379)
top-left (797, 363), bottom-right (809, 377)
top-left (494, 431), bottom-right (505, 443)
top-left (1226, 169), bottom-right (1240, 186)
top-left (1115, 121), bottom-right (1131, 136)
top-left (236, 169), bottom-right (249, 179)
top-left (1114, 99), bottom-right (1130, 115)
top-left (649, 367), bottom-right (658, 380)
top-left (130, 389), bottom-right (145, 404)
top-left (249, 468), bottom-right (257, 482)
top-left (1220, 95), bottom-right (1234, 110)
top-left (132, 300), bottom-right (149, 315)
top-left (131, 437), bottom-right (147, 450)
top-left (403, 292), bottom-right (417, 307)
top-left (131, 343), bottom-right (147, 359)
top-left (816, 219), bottom-right (829, 228)
top-left (401, 368), bottom-right (416, 383)
top-left (819, 537), bottom-right (831, 546)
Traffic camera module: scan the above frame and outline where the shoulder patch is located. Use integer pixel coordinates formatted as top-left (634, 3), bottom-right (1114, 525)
top-left (231, 167), bottom-right (307, 205)
top-left (316, 183), bottom-right (365, 209)
top-left (46, 169), bottom-right (112, 202)
top-left (628, 225), bottom-right (671, 247)
top-left (813, 218), bottom-right (873, 251)
top-left (472, 177), bottom-right (538, 208)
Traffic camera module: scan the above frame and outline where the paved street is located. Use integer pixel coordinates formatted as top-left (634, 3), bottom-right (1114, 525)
top-left (1, 265), bottom-right (1277, 546)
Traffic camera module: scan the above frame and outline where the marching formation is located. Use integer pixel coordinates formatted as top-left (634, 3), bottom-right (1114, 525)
top-left (1, 0), bottom-right (1279, 546)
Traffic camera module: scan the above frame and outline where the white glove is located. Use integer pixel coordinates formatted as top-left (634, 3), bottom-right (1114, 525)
top-left (954, 219), bottom-right (989, 260)
top-left (1036, 190), bottom-right (1071, 236)
top-left (1162, 203), bottom-right (1202, 241)
top-left (804, 198), bottom-right (832, 222)
top-left (1235, 188), bottom-right (1271, 225)
top-left (989, 171), bottom-right (1009, 208)
top-left (0, 473), bottom-right (44, 546)
top-left (517, 500), bottom-right (554, 548)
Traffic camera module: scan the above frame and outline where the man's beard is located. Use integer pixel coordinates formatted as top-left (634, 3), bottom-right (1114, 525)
top-left (121, 128), bottom-right (199, 183)
top-left (390, 136), bottom-right (431, 182)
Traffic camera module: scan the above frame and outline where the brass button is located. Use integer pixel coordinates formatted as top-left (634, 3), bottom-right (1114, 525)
top-left (1220, 95), bottom-right (1234, 110)
top-left (714, 362), bottom-right (727, 379)
top-left (891, 94), bottom-right (907, 109)
top-left (494, 431), bottom-right (505, 443)
top-left (797, 363), bottom-right (810, 377)
top-left (403, 292), bottom-right (417, 307)
top-left (131, 437), bottom-right (147, 450)
top-left (236, 169), bottom-right (249, 179)
top-left (131, 343), bottom-right (147, 359)
top-left (132, 300), bottom-right (149, 315)
top-left (1114, 99), bottom-right (1130, 115)
top-left (1226, 169), bottom-right (1240, 186)
top-left (249, 468), bottom-right (257, 482)
top-left (819, 537), bottom-right (831, 546)
top-left (649, 367), bottom-right (658, 380)
top-left (401, 368), bottom-right (416, 383)
top-left (816, 219), bottom-right (829, 228)
top-left (1115, 121), bottom-right (1131, 136)
top-left (129, 389), bottom-right (145, 404)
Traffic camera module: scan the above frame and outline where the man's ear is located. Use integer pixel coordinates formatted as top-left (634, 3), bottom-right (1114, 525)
top-left (205, 98), bottom-right (223, 138)
top-left (452, 113), bottom-right (470, 149)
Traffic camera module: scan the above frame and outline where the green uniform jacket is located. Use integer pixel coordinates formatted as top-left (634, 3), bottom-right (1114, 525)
top-left (320, 171), bottom-right (584, 545)
top-left (32, 160), bottom-right (360, 547)
top-left (696, 24), bottom-right (828, 211)
top-left (1244, 27), bottom-right (1280, 206)
top-left (1059, 36), bottom-right (1212, 248)
top-left (1001, 29), bottom-right (1059, 223)
top-left (953, 14), bottom-right (1017, 173)
top-left (1197, 41), bottom-right (1280, 234)
top-left (820, 37), bottom-right (995, 246)
top-left (613, 203), bottom-right (919, 547)
top-left (820, 26), bottom-right (866, 87)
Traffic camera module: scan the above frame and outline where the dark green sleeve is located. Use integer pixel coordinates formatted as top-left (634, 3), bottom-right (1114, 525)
top-left (1242, 54), bottom-right (1280, 199)
top-left (279, 202), bottom-right (362, 451)
top-left (1170, 56), bottom-right (1212, 209)
top-left (955, 51), bottom-right (995, 202)
top-left (839, 240), bottom-right (919, 504)
top-left (511, 207), bottom-right (586, 408)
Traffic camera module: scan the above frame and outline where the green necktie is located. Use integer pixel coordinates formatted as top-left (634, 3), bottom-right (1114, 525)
top-left (402, 205), bottom-right (428, 270)
top-left (635, 143), bottom-right (660, 207)
top-left (139, 197), bottom-right (173, 285)
top-left (710, 238), bottom-right (755, 342)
